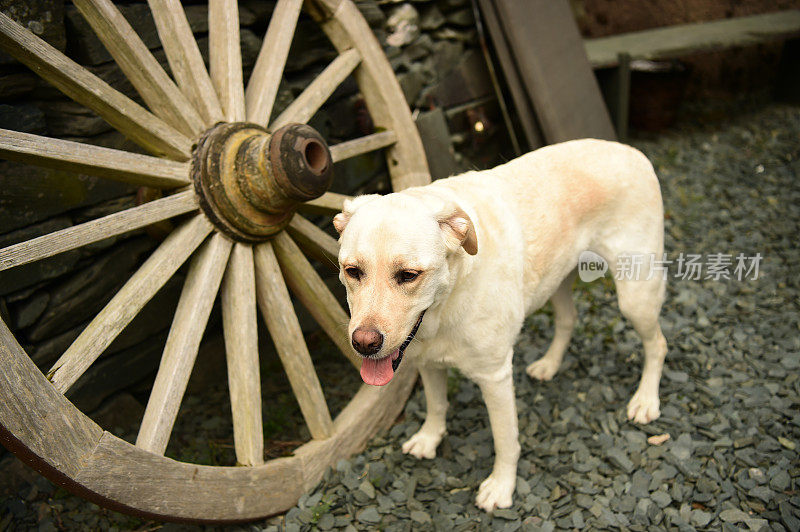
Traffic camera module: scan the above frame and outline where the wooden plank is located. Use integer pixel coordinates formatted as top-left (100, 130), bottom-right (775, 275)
top-left (0, 190), bottom-right (197, 272)
top-left (585, 10), bottom-right (800, 68)
top-left (137, 233), bottom-right (232, 455)
top-left (0, 128), bottom-right (189, 188)
top-left (490, 0), bottom-right (616, 143)
top-left (147, 0), bottom-right (224, 126)
top-left (286, 214), bottom-right (339, 270)
top-left (245, 0), bottom-right (303, 125)
top-left (329, 130), bottom-right (396, 163)
top-left (0, 13), bottom-right (191, 160)
top-left (314, 0), bottom-right (430, 190)
top-left (270, 48), bottom-right (361, 129)
top-left (253, 242), bottom-right (333, 440)
top-left (0, 317), bottom-right (103, 480)
top-left (297, 191), bottom-right (352, 216)
top-left (476, 0), bottom-right (542, 149)
top-left (221, 243), bottom-right (264, 466)
top-left (209, 0), bottom-right (246, 122)
top-left (48, 215), bottom-right (213, 393)
top-left (72, 0), bottom-right (206, 137)
top-left (273, 232), bottom-right (358, 368)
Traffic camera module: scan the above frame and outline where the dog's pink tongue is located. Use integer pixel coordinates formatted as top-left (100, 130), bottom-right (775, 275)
top-left (360, 355), bottom-right (394, 386)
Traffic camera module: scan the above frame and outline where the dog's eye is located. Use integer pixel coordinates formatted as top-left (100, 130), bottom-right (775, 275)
top-left (344, 266), bottom-right (362, 280)
top-left (396, 270), bottom-right (420, 284)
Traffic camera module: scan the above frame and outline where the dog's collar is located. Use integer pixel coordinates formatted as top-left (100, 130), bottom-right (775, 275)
top-left (392, 310), bottom-right (426, 371)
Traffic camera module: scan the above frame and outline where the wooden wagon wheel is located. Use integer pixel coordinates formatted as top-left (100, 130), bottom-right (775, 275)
top-left (0, 0), bottom-right (430, 523)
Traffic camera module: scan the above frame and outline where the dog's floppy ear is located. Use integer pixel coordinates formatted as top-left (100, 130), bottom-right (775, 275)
top-left (438, 205), bottom-right (478, 255)
top-left (333, 194), bottom-right (379, 234)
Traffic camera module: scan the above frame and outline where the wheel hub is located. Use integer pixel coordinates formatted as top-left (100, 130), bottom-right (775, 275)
top-left (191, 122), bottom-right (334, 242)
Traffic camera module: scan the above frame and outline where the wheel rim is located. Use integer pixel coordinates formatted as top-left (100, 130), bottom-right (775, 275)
top-left (0, 0), bottom-right (429, 522)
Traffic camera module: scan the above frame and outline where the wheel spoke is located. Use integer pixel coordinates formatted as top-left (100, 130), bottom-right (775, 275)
top-left (221, 243), bottom-right (263, 466)
top-left (148, 0), bottom-right (224, 126)
top-left (298, 191), bottom-right (353, 216)
top-left (286, 215), bottom-right (339, 271)
top-left (0, 13), bottom-right (191, 160)
top-left (317, 0), bottom-right (430, 189)
top-left (136, 233), bottom-right (233, 455)
top-left (0, 128), bottom-right (189, 188)
top-left (253, 242), bottom-right (333, 440)
top-left (270, 49), bottom-right (361, 130)
top-left (209, 0), bottom-right (246, 122)
top-left (245, 0), bottom-right (303, 125)
top-left (329, 130), bottom-right (397, 163)
top-left (48, 215), bottom-right (213, 393)
top-left (273, 232), bottom-right (358, 369)
top-left (0, 190), bottom-right (197, 272)
top-left (73, 0), bottom-right (205, 137)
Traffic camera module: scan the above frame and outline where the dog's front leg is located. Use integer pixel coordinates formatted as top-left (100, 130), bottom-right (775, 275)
top-left (475, 363), bottom-right (520, 512)
top-left (402, 366), bottom-right (448, 459)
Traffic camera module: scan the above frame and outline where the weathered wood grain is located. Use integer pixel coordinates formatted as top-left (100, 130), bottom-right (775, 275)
top-left (0, 128), bottom-right (189, 188)
top-left (270, 48), bottom-right (361, 129)
top-left (314, 0), bottom-right (430, 190)
top-left (329, 130), bottom-right (397, 163)
top-left (209, 0), bottom-right (246, 122)
top-left (221, 243), bottom-right (264, 466)
top-left (0, 317), bottom-right (103, 480)
top-left (148, 0), bottom-right (224, 126)
top-left (48, 215), bottom-right (213, 393)
top-left (0, 190), bottom-right (197, 272)
top-left (273, 232), bottom-right (358, 368)
top-left (253, 242), bottom-right (333, 440)
top-left (0, 12), bottom-right (191, 160)
top-left (298, 191), bottom-right (352, 216)
top-left (137, 233), bottom-right (232, 455)
top-left (245, 0), bottom-right (303, 124)
top-left (72, 0), bottom-right (205, 137)
top-left (286, 214), bottom-right (339, 270)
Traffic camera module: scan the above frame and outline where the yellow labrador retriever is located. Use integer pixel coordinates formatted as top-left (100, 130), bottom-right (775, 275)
top-left (333, 139), bottom-right (668, 511)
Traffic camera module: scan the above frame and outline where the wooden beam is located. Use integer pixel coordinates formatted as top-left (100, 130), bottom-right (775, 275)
top-left (270, 49), bottom-right (361, 129)
top-left (0, 191), bottom-right (197, 272)
top-left (329, 130), bottom-right (397, 163)
top-left (72, 0), bottom-right (205, 137)
top-left (209, 0), bottom-right (246, 122)
top-left (221, 243), bottom-right (264, 466)
top-left (253, 242), bottom-right (333, 440)
top-left (273, 231), bottom-right (358, 368)
top-left (245, 0), bottom-right (303, 125)
top-left (0, 128), bottom-right (189, 188)
top-left (137, 233), bottom-right (232, 455)
top-left (286, 215), bottom-right (339, 270)
top-left (0, 12), bottom-right (191, 160)
top-left (585, 10), bottom-right (800, 68)
top-left (147, 0), bottom-right (224, 125)
top-left (48, 215), bottom-right (213, 393)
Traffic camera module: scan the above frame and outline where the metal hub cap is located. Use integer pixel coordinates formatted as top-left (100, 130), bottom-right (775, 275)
top-left (191, 122), bottom-right (334, 242)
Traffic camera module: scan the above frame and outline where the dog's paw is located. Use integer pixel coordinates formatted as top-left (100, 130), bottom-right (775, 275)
top-left (401, 430), bottom-right (442, 459)
top-left (475, 473), bottom-right (515, 512)
top-left (526, 358), bottom-right (559, 381)
top-left (627, 391), bottom-right (661, 424)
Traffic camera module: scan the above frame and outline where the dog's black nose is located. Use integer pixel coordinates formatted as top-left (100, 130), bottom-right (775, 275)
top-left (352, 327), bottom-right (383, 356)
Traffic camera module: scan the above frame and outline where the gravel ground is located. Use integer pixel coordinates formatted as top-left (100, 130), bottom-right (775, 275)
top-left (1, 99), bottom-right (799, 531)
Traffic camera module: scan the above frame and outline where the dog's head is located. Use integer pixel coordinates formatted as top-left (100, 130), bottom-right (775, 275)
top-left (334, 192), bottom-right (477, 386)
